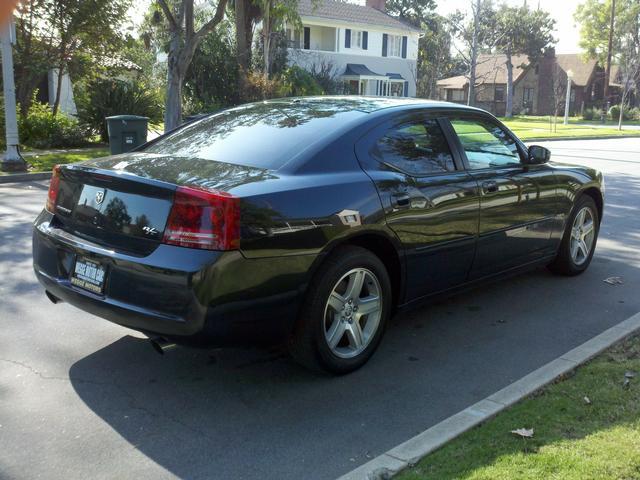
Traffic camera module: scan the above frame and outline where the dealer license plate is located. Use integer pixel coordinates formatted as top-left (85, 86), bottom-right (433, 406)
top-left (70, 257), bottom-right (106, 294)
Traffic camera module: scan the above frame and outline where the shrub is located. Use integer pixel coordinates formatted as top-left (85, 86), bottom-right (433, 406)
top-left (629, 107), bottom-right (640, 121)
top-left (277, 66), bottom-right (324, 97)
top-left (241, 71), bottom-right (282, 103)
top-left (77, 78), bottom-right (163, 141)
top-left (19, 100), bottom-right (90, 149)
top-left (608, 105), bottom-right (633, 121)
top-left (582, 107), bottom-right (597, 121)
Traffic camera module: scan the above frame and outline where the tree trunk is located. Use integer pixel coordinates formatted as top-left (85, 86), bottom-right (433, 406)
top-left (165, 39), bottom-right (183, 132)
top-left (603, 0), bottom-right (616, 120)
top-left (52, 61), bottom-right (65, 116)
top-left (263, 0), bottom-right (270, 79)
top-left (468, 0), bottom-right (480, 106)
top-left (236, 0), bottom-right (250, 71)
top-left (505, 50), bottom-right (514, 118)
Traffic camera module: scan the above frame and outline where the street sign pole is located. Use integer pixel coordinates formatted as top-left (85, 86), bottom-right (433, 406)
top-left (1, 18), bottom-right (27, 172)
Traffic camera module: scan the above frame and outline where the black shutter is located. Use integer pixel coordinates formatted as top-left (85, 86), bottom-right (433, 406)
top-left (362, 31), bottom-right (368, 50)
top-left (303, 27), bottom-right (310, 50)
top-left (401, 36), bottom-right (407, 58)
top-left (404, 81), bottom-right (409, 97)
top-left (382, 33), bottom-right (388, 57)
top-left (345, 29), bottom-right (351, 48)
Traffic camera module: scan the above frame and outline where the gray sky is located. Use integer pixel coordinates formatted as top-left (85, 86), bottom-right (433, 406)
top-left (129, 0), bottom-right (583, 53)
top-left (437, 0), bottom-right (583, 53)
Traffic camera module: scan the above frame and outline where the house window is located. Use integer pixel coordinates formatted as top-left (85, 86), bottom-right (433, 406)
top-left (387, 35), bottom-right (402, 57)
top-left (524, 88), bottom-right (534, 103)
top-left (449, 89), bottom-right (465, 102)
top-left (354, 31), bottom-right (363, 48)
top-left (495, 86), bottom-right (505, 102)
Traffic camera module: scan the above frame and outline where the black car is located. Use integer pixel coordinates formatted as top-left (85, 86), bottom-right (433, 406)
top-left (33, 97), bottom-right (604, 373)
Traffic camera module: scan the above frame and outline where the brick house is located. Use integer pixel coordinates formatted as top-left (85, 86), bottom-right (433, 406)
top-left (436, 52), bottom-right (620, 116)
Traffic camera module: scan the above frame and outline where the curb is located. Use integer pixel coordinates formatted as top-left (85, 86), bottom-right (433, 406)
top-left (0, 172), bottom-right (52, 184)
top-left (338, 312), bottom-right (640, 480)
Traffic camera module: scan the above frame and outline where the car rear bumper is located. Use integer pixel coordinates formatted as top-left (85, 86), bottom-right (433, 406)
top-left (32, 211), bottom-right (317, 346)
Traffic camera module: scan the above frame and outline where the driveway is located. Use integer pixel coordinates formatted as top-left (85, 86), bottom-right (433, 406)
top-left (1, 138), bottom-right (639, 480)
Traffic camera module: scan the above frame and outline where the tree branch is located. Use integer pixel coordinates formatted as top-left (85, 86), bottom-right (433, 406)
top-left (193, 0), bottom-right (228, 44)
top-left (185, 0), bottom-right (194, 39)
top-left (157, 0), bottom-right (179, 32)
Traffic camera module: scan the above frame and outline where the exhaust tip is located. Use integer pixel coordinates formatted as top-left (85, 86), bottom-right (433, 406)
top-left (45, 290), bottom-right (61, 304)
top-left (150, 337), bottom-right (177, 355)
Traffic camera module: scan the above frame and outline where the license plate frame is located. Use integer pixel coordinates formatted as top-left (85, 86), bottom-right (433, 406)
top-left (70, 257), bottom-right (107, 295)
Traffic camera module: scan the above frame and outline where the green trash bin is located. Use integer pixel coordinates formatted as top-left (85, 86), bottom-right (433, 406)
top-left (106, 115), bottom-right (150, 155)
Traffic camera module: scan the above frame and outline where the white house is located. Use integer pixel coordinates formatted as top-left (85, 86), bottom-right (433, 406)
top-left (287, 0), bottom-right (421, 97)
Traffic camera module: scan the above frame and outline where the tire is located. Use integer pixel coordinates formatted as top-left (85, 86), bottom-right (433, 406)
top-left (548, 195), bottom-right (600, 276)
top-left (289, 246), bottom-right (392, 374)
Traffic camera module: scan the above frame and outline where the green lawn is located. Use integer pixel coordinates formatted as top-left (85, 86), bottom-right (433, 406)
top-left (397, 335), bottom-right (640, 480)
top-left (501, 116), bottom-right (640, 141)
top-left (24, 147), bottom-right (110, 173)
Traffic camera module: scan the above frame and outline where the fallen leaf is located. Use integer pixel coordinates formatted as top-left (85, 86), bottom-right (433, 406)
top-left (625, 371), bottom-right (636, 379)
top-left (583, 396), bottom-right (591, 405)
top-left (511, 428), bottom-right (534, 438)
top-left (603, 277), bottom-right (624, 285)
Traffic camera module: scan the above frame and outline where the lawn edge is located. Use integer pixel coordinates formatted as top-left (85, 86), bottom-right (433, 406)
top-left (0, 172), bottom-right (52, 184)
top-left (337, 311), bottom-right (640, 480)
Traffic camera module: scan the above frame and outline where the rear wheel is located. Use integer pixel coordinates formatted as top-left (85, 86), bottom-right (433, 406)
top-left (289, 246), bottom-right (392, 374)
top-left (549, 195), bottom-right (599, 276)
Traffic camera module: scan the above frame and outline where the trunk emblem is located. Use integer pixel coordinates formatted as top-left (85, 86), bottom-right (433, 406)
top-left (95, 190), bottom-right (105, 205)
top-left (143, 226), bottom-right (158, 235)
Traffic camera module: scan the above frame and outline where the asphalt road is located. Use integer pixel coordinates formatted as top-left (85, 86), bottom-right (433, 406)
top-left (1, 138), bottom-right (639, 480)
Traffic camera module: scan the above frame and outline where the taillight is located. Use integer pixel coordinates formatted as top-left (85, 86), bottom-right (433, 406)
top-left (45, 165), bottom-right (62, 213)
top-left (162, 186), bottom-right (240, 251)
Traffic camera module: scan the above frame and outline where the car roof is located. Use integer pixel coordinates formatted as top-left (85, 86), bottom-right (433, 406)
top-left (259, 96), bottom-right (485, 115)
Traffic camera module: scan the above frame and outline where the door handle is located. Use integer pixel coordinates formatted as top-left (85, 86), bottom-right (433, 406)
top-left (482, 181), bottom-right (498, 194)
top-left (393, 193), bottom-right (411, 208)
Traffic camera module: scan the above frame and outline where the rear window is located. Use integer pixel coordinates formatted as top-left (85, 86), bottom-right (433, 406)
top-left (144, 101), bottom-right (366, 169)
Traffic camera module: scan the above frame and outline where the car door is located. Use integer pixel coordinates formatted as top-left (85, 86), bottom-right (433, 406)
top-left (445, 114), bottom-right (558, 279)
top-left (355, 111), bottom-right (480, 302)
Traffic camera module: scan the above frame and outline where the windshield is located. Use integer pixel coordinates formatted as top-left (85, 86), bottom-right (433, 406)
top-left (144, 100), bottom-right (370, 170)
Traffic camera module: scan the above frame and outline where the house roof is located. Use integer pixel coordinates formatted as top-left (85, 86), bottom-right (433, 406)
top-left (437, 54), bottom-right (530, 89)
top-left (343, 63), bottom-right (386, 77)
top-left (437, 75), bottom-right (467, 89)
top-left (386, 72), bottom-right (406, 80)
top-left (555, 54), bottom-right (598, 87)
top-left (297, 0), bottom-right (421, 32)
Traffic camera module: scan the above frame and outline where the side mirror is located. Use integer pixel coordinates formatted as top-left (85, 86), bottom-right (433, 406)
top-left (527, 145), bottom-right (551, 165)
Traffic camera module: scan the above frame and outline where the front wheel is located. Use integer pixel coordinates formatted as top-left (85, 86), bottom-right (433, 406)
top-left (289, 246), bottom-right (392, 374)
top-left (548, 195), bottom-right (600, 276)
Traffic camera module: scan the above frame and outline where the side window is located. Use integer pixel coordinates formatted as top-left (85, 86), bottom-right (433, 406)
top-left (450, 118), bottom-right (521, 170)
top-left (371, 119), bottom-right (456, 176)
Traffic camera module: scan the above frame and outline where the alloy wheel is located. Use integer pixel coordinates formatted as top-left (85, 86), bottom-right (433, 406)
top-left (323, 268), bottom-right (383, 359)
top-left (570, 206), bottom-right (596, 266)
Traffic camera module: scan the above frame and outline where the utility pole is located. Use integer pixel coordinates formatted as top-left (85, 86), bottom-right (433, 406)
top-left (603, 0), bottom-right (616, 122)
top-left (564, 70), bottom-right (574, 125)
top-left (468, 0), bottom-right (480, 107)
top-left (1, 18), bottom-right (26, 172)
